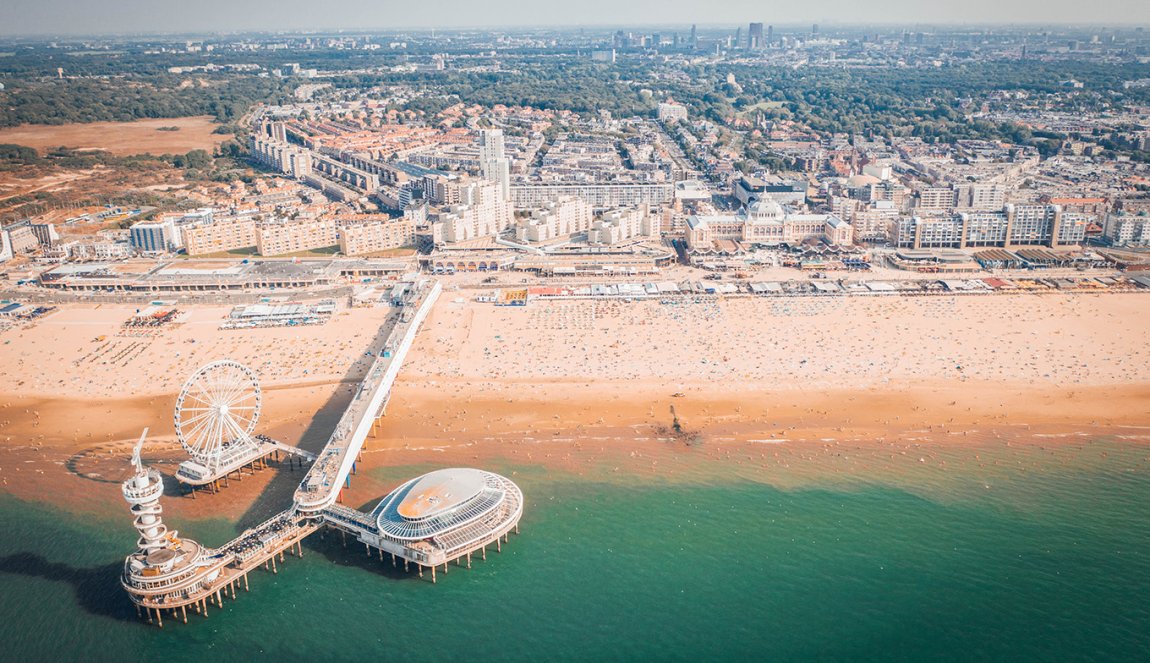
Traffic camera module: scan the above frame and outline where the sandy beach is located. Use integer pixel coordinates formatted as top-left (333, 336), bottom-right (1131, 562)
top-left (0, 291), bottom-right (1147, 519)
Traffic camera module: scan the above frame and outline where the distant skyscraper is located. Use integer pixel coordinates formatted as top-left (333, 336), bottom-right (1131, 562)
top-left (812, 24), bottom-right (819, 36)
top-left (690, 24), bottom-right (697, 49)
top-left (480, 129), bottom-right (511, 203)
top-left (735, 27), bottom-right (742, 49)
top-left (767, 25), bottom-right (774, 46)
top-left (748, 22), bottom-right (764, 50)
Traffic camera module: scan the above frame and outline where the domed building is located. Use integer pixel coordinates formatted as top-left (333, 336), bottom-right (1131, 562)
top-left (346, 468), bottom-right (523, 579)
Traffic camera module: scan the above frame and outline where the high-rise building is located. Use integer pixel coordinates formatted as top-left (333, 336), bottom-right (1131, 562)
top-left (748, 23), bottom-right (764, 50)
top-left (480, 129), bottom-right (511, 203)
top-left (767, 25), bottom-right (774, 46)
top-left (129, 220), bottom-right (181, 254)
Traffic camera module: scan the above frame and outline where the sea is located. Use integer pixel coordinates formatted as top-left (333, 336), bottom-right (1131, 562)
top-left (1, 439), bottom-right (1148, 662)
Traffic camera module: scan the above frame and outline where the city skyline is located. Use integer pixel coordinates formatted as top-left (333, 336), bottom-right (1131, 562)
top-left (4, 0), bottom-right (1150, 37)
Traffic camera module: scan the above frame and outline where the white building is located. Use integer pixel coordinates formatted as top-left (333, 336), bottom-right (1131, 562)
top-left (514, 197), bottom-right (594, 242)
top-left (430, 180), bottom-right (514, 244)
top-left (0, 227), bottom-right (12, 263)
top-left (588, 207), bottom-right (659, 244)
top-left (685, 199), bottom-right (851, 250)
top-left (480, 129), bottom-right (511, 203)
top-left (1104, 214), bottom-right (1150, 247)
top-left (657, 102), bottom-right (689, 123)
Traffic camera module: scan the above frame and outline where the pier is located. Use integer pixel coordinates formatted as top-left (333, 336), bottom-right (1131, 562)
top-left (120, 278), bottom-right (524, 627)
top-left (293, 279), bottom-right (442, 514)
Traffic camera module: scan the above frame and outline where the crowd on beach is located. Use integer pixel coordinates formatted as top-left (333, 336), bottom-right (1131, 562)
top-left (408, 293), bottom-right (1149, 390)
top-left (0, 305), bottom-right (393, 398)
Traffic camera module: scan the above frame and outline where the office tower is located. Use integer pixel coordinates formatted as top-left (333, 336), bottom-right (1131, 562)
top-left (748, 22), bottom-right (764, 50)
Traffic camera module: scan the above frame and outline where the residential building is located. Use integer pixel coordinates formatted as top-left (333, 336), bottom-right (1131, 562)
top-left (480, 129), bottom-right (512, 203)
top-left (183, 218), bottom-right (258, 256)
top-left (338, 217), bottom-right (416, 256)
top-left (514, 197), bottom-right (594, 242)
top-left (1104, 214), bottom-right (1150, 247)
top-left (588, 206), bottom-right (659, 244)
top-left (917, 186), bottom-right (958, 210)
top-left (255, 219), bottom-right (337, 256)
top-left (511, 182), bottom-right (674, 209)
top-left (894, 204), bottom-right (1086, 249)
top-left (430, 179), bottom-right (514, 244)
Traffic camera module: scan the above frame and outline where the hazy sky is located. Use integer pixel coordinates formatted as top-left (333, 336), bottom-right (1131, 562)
top-left (4, 0), bottom-right (1150, 37)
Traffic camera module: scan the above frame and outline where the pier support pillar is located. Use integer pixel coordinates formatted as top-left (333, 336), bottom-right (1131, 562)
top-left (418, 565), bottom-right (423, 579)
top-left (202, 599), bottom-right (208, 617)
top-left (155, 608), bottom-right (163, 629)
top-left (482, 546), bottom-right (486, 561)
top-left (392, 553), bottom-right (396, 568)
top-left (431, 565), bottom-right (436, 583)
top-left (467, 552), bottom-right (472, 569)
top-left (404, 559), bottom-right (409, 572)
top-left (243, 574), bottom-right (249, 592)
top-left (497, 538), bottom-right (501, 553)
top-left (272, 557), bottom-right (278, 574)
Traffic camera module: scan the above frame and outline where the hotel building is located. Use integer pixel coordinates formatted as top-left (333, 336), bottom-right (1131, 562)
top-left (685, 199), bottom-right (851, 251)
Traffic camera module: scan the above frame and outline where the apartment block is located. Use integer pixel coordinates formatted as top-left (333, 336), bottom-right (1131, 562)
top-left (255, 219), bottom-right (337, 256)
top-left (183, 218), bottom-right (258, 256)
top-left (338, 217), bottom-right (416, 256)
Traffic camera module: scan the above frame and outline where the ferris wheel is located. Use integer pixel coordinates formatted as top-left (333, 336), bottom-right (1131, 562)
top-left (173, 360), bottom-right (262, 471)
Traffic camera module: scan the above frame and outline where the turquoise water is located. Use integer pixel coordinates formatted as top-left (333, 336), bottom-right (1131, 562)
top-left (1, 442), bottom-right (1148, 662)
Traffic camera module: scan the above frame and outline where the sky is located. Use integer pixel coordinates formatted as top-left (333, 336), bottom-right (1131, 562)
top-left (3, 0), bottom-right (1150, 37)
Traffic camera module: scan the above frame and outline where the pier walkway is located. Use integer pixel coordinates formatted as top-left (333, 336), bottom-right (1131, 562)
top-left (293, 280), bottom-right (442, 514)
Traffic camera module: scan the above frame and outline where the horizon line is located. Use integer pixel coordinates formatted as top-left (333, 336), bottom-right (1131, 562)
top-left (3, 20), bottom-right (1149, 41)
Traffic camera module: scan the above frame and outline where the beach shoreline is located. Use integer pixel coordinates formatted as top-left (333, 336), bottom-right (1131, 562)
top-left (1, 292), bottom-right (1147, 519)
